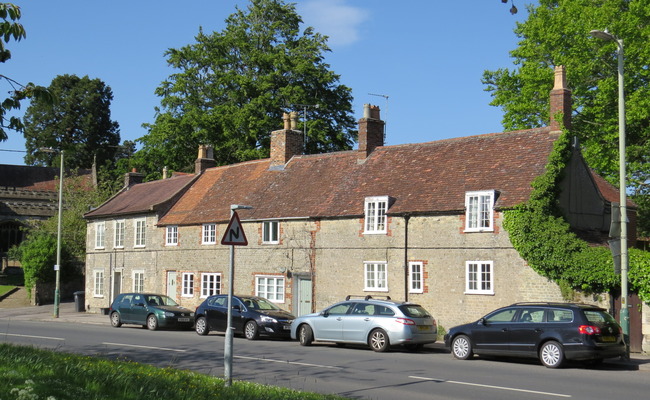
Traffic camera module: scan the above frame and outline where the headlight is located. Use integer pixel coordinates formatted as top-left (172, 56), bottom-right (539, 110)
top-left (164, 311), bottom-right (174, 317)
top-left (190, 312), bottom-right (195, 317)
top-left (261, 316), bottom-right (277, 323)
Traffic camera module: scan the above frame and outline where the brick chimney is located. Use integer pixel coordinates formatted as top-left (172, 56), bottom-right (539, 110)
top-left (358, 104), bottom-right (385, 160)
top-left (270, 111), bottom-right (303, 169)
top-left (195, 144), bottom-right (216, 174)
top-left (549, 65), bottom-right (572, 132)
top-left (124, 168), bottom-right (144, 187)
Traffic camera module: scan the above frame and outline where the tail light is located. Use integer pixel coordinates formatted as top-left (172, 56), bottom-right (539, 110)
top-left (578, 325), bottom-right (601, 335)
top-left (395, 318), bottom-right (415, 325)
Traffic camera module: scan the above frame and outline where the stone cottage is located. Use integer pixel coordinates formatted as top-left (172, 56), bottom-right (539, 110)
top-left (84, 67), bottom-right (645, 350)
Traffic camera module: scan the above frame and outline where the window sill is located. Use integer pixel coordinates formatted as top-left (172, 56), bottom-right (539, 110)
top-left (464, 291), bottom-right (495, 296)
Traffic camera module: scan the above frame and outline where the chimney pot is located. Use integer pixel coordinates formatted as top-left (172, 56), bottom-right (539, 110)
top-left (549, 65), bottom-right (572, 132)
top-left (358, 104), bottom-right (385, 160)
top-left (270, 111), bottom-right (304, 168)
top-left (195, 144), bottom-right (216, 174)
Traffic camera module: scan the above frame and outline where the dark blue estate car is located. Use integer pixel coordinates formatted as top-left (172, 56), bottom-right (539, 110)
top-left (444, 302), bottom-right (626, 368)
top-left (194, 295), bottom-right (295, 340)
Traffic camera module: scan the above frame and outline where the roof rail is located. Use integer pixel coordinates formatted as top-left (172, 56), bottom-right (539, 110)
top-left (345, 295), bottom-right (392, 301)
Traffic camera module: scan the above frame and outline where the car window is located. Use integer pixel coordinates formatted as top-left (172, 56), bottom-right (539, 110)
top-left (119, 294), bottom-right (132, 306)
top-left (517, 308), bottom-right (544, 323)
top-left (351, 303), bottom-right (375, 315)
top-left (375, 305), bottom-right (395, 316)
top-left (133, 294), bottom-right (144, 304)
top-left (207, 296), bottom-right (223, 307)
top-left (399, 305), bottom-right (431, 318)
top-left (327, 303), bottom-right (352, 315)
top-left (548, 309), bottom-right (574, 322)
top-left (146, 295), bottom-right (162, 306)
top-left (584, 310), bottom-right (617, 325)
top-left (485, 308), bottom-right (517, 323)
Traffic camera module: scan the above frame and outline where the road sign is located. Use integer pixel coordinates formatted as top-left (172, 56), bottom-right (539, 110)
top-left (221, 211), bottom-right (248, 245)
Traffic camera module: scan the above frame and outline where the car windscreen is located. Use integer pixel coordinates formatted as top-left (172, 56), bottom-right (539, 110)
top-left (398, 305), bottom-right (431, 318)
top-left (245, 298), bottom-right (280, 310)
top-left (146, 295), bottom-right (179, 307)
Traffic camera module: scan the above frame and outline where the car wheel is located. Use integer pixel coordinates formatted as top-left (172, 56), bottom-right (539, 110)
top-left (195, 316), bottom-right (209, 336)
top-left (369, 329), bottom-right (390, 352)
top-left (146, 314), bottom-right (159, 331)
top-left (244, 320), bottom-right (259, 340)
top-left (298, 324), bottom-right (313, 346)
top-left (110, 311), bottom-right (122, 328)
top-left (451, 335), bottom-right (473, 360)
top-left (539, 341), bottom-right (564, 368)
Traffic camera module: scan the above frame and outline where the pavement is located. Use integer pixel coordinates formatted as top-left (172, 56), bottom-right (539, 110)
top-left (1, 295), bottom-right (650, 371)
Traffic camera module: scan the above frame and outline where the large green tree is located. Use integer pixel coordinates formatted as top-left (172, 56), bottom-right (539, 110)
top-left (0, 3), bottom-right (50, 140)
top-left (482, 0), bottom-right (650, 236)
top-left (135, 0), bottom-right (356, 177)
top-left (23, 74), bottom-right (121, 170)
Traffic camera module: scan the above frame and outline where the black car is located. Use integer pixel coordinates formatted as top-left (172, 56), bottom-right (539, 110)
top-left (109, 293), bottom-right (195, 330)
top-left (444, 302), bottom-right (626, 368)
top-left (194, 295), bottom-right (295, 340)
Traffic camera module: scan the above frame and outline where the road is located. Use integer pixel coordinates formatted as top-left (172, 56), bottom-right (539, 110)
top-left (1, 319), bottom-right (648, 400)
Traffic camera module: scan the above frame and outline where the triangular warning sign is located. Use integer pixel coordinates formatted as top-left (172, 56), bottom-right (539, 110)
top-left (221, 211), bottom-right (248, 245)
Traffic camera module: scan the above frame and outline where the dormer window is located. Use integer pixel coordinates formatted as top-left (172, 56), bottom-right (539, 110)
top-left (465, 190), bottom-right (495, 232)
top-left (364, 196), bottom-right (388, 234)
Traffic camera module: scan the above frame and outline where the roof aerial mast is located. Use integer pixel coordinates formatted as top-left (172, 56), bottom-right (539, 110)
top-left (368, 93), bottom-right (389, 140)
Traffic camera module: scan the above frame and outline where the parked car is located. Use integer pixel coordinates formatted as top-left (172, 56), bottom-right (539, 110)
top-left (444, 302), bottom-right (626, 368)
top-left (194, 295), bottom-right (295, 340)
top-left (109, 293), bottom-right (195, 330)
top-left (290, 295), bottom-right (437, 352)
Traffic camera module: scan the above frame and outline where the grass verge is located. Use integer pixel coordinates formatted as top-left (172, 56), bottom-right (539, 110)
top-left (0, 343), bottom-right (348, 400)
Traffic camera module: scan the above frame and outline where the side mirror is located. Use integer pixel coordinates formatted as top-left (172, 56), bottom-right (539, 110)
top-left (478, 318), bottom-right (486, 326)
top-left (232, 305), bottom-right (241, 311)
top-left (320, 310), bottom-right (329, 317)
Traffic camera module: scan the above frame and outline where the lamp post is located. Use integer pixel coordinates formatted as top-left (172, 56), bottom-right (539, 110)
top-left (224, 204), bottom-right (252, 386)
top-left (39, 147), bottom-right (64, 318)
top-left (590, 29), bottom-right (629, 346)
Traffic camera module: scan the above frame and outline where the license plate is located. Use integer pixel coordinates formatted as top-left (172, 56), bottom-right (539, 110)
top-left (417, 325), bottom-right (432, 331)
top-left (600, 336), bottom-right (616, 342)
top-left (283, 325), bottom-right (291, 330)
top-left (178, 318), bottom-right (190, 322)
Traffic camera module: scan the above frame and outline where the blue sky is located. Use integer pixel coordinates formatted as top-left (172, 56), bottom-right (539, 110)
top-left (0, 0), bottom-right (531, 166)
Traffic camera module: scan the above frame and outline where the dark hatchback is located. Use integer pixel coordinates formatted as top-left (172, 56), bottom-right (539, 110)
top-left (194, 295), bottom-right (295, 340)
top-left (109, 293), bottom-right (195, 330)
top-left (444, 302), bottom-right (626, 368)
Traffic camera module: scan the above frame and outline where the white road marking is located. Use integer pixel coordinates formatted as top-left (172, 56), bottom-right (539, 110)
top-left (409, 376), bottom-right (572, 398)
top-left (102, 342), bottom-right (187, 352)
top-left (1, 333), bottom-right (65, 341)
top-left (235, 355), bottom-right (342, 370)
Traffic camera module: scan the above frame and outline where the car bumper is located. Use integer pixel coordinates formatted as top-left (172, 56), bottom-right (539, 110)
top-left (391, 331), bottom-right (438, 345)
top-left (564, 342), bottom-right (626, 361)
top-left (159, 317), bottom-right (195, 328)
top-left (260, 322), bottom-right (293, 337)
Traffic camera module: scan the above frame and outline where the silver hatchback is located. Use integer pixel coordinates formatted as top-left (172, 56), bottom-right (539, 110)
top-left (290, 295), bottom-right (437, 352)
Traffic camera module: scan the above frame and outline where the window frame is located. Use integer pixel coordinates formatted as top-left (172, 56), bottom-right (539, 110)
top-left (364, 196), bottom-right (389, 234)
top-left (202, 223), bottom-right (216, 245)
top-left (408, 261), bottom-right (424, 294)
top-left (93, 269), bottom-right (104, 297)
top-left (464, 190), bottom-right (495, 232)
top-left (465, 260), bottom-right (494, 295)
top-left (132, 270), bottom-right (145, 293)
top-left (114, 219), bottom-right (125, 249)
top-left (166, 225), bottom-right (178, 246)
top-left (182, 272), bottom-right (194, 297)
top-left (364, 261), bottom-right (388, 291)
top-left (255, 275), bottom-right (285, 303)
top-left (134, 218), bottom-right (146, 248)
top-left (262, 221), bottom-right (279, 244)
top-left (94, 221), bottom-right (105, 249)
top-left (200, 273), bottom-right (221, 298)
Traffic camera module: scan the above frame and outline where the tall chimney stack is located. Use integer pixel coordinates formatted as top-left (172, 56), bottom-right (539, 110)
top-left (195, 144), bottom-right (216, 174)
top-left (549, 65), bottom-right (572, 132)
top-left (358, 104), bottom-right (385, 160)
top-left (270, 112), bottom-right (304, 169)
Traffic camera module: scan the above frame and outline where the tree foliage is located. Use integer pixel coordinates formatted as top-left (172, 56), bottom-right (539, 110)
top-left (135, 0), bottom-right (356, 178)
top-left (0, 3), bottom-right (51, 140)
top-left (23, 74), bottom-right (121, 170)
top-left (483, 0), bottom-right (650, 236)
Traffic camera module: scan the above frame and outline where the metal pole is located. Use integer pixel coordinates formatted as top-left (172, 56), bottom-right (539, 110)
top-left (54, 150), bottom-right (64, 318)
top-left (224, 239), bottom-right (235, 386)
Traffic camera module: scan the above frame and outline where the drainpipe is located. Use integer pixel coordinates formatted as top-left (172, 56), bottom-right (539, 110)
top-left (404, 214), bottom-right (410, 302)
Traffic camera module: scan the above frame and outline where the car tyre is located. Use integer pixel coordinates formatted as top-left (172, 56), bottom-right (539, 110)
top-left (147, 314), bottom-right (159, 331)
top-left (369, 328), bottom-right (390, 352)
top-left (244, 320), bottom-right (259, 340)
top-left (110, 311), bottom-right (122, 328)
top-left (451, 335), bottom-right (473, 360)
top-left (195, 316), bottom-right (209, 336)
top-left (298, 324), bottom-right (313, 346)
top-left (539, 341), bottom-right (564, 368)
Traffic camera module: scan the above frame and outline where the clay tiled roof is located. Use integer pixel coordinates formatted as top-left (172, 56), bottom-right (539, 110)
top-left (589, 169), bottom-right (636, 208)
top-left (159, 128), bottom-right (560, 225)
top-left (84, 174), bottom-right (197, 219)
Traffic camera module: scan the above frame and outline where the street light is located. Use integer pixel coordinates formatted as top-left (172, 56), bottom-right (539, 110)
top-left (39, 147), bottom-right (64, 318)
top-left (224, 204), bottom-right (253, 386)
top-left (590, 29), bottom-right (629, 348)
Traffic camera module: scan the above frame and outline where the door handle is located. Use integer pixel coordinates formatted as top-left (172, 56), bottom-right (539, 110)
top-left (501, 328), bottom-right (509, 332)
top-left (364, 318), bottom-right (371, 321)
